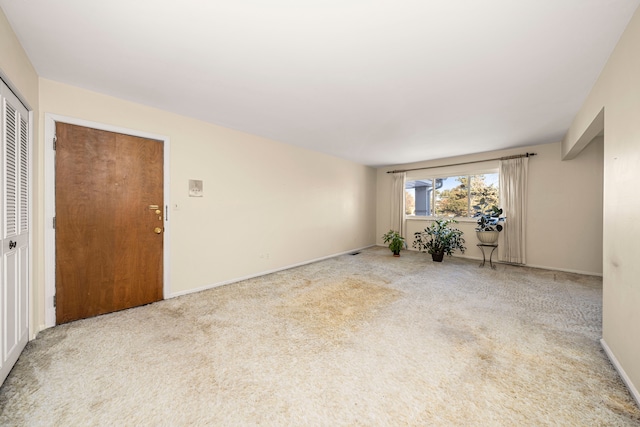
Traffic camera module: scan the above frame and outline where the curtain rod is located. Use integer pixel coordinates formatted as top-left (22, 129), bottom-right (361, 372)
top-left (386, 152), bottom-right (537, 174)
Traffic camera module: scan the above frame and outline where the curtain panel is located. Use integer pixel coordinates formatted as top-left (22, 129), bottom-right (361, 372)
top-left (391, 172), bottom-right (406, 236)
top-left (498, 157), bottom-right (528, 264)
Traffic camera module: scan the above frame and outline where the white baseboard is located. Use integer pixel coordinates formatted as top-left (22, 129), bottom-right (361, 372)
top-left (168, 245), bottom-right (376, 298)
top-left (525, 263), bottom-right (602, 277)
top-left (382, 245), bottom-right (602, 277)
top-left (601, 338), bottom-right (640, 408)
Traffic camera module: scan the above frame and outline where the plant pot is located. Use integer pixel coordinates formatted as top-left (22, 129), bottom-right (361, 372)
top-left (393, 251), bottom-right (400, 257)
top-left (476, 230), bottom-right (499, 244)
top-left (431, 252), bottom-right (444, 262)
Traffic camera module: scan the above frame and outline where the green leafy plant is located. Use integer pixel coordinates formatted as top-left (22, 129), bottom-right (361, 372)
top-left (472, 191), bottom-right (505, 232)
top-left (413, 218), bottom-right (466, 258)
top-left (382, 230), bottom-right (406, 256)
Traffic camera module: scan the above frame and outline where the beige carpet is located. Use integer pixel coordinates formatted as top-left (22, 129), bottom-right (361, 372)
top-left (1, 247), bottom-right (639, 426)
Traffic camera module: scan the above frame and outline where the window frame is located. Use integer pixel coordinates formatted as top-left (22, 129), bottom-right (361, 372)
top-left (404, 167), bottom-right (499, 222)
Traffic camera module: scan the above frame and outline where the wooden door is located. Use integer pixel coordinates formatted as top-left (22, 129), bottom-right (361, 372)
top-left (0, 80), bottom-right (30, 386)
top-left (55, 123), bottom-right (163, 324)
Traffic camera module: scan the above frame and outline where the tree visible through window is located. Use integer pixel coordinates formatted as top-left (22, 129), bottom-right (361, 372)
top-left (405, 173), bottom-right (498, 217)
top-left (405, 189), bottom-right (415, 215)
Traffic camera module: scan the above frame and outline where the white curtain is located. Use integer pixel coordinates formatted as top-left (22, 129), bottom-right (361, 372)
top-left (391, 172), bottom-right (406, 236)
top-left (499, 157), bottom-right (528, 264)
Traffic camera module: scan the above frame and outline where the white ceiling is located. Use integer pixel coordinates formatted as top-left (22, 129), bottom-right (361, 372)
top-left (2, 1), bottom-right (638, 166)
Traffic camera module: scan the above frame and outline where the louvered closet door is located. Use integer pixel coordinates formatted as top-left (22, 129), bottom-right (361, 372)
top-left (0, 81), bottom-right (29, 386)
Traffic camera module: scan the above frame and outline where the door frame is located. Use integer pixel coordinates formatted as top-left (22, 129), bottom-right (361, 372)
top-left (44, 114), bottom-right (171, 328)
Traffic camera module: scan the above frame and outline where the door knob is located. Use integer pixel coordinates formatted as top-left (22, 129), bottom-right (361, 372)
top-left (154, 227), bottom-right (163, 234)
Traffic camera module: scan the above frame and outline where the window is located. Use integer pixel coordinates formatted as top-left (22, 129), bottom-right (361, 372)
top-left (405, 172), bottom-right (499, 218)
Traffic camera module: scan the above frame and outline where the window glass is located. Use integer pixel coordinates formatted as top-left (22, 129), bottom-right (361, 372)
top-left (405, 172), bottom-right (499, 218)
top-left (470, 173), bottom-right (499, 213)
top-left (434, 176), bottom-right (468, 217)
top-left (405, 179), bottom-right (433, 216)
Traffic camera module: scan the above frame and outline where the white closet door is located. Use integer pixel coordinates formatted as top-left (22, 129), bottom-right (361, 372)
top-left (0, 80), bottom-right (29, 386)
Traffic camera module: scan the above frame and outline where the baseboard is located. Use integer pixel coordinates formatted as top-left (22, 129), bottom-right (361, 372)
top-left (601, 338), bottom-right (640, 408)
top-left (168, 245), bottom-right (376, 298)
top-left (389, 245), bottom-right (602, 277)
top-left (525, 263), bottom-right (602, 277)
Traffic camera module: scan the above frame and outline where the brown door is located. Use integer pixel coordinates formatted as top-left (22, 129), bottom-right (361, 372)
top-left (55, 123), bottom-right (164, 324)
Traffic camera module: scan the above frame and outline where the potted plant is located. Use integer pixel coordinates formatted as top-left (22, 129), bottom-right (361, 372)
top-left (382, 230), bottom-right (407, 257)
top-left (472, 194), bottom-right (505, 244)
top-left (413, 218), bottom-right (466, 262)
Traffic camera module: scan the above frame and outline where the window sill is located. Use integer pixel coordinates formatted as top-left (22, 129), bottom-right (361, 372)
top-left (405, 216), bottom-right (477, 224)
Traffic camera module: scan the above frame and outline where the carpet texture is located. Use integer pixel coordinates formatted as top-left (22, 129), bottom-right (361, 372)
top-left (1, 247), bottom-right (639, 426)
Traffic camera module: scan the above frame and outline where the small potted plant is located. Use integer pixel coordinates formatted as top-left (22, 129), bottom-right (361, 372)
top-left (382, 230), bottom-right (407, 257)
top-left (413, 218), bottom-right (466, 262)
top-left (472, 194), bottom-right (505, 244)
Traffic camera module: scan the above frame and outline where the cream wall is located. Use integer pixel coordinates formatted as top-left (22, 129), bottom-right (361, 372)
top-left (37, 79), bottom-right (376, 329)
top-left (562, 6), bottom-right (640, 402)
top-left (0, 10), bottom-right (38, 105)
top-left (0, 8), bottom-right (41, 339)
top-left (376, 140), bottom-right (604, 276)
